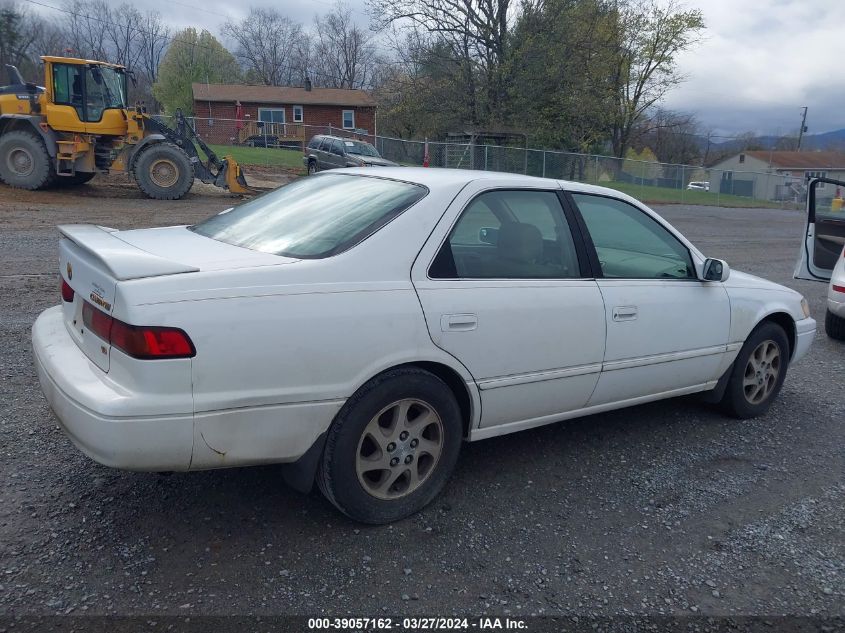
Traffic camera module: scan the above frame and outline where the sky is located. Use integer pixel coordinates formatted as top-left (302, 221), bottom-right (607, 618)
top-left (27, 0), bottom-right (844, 137)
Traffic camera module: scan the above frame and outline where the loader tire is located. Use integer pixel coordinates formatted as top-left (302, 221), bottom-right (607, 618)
top-left (0, 130), bottom-right (56, 190)
top-left (133, 142), bottom-right (194, 200)
top-left (56, 172), bottom-right (96, 186)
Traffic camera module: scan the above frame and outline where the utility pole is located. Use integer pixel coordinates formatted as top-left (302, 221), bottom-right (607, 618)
top-left (797, 107), bottom-right (808, 151)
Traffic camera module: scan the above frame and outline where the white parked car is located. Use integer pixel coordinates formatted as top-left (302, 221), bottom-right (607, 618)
top-left (33, 169), bottom-right (816, 523)
top-left (794, 176), bottom-right (845, 340)
top-left (687, 181), bottom-right (710, 191)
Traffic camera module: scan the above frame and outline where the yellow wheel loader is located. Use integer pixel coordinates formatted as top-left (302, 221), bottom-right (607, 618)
top-left (0, 56), bottom-right (251, 199)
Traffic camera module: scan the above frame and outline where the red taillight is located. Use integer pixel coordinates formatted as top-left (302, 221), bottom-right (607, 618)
top-left (110, 320), bottom-right (195, 358)
top-left (61, 278), bottom-right (74, 303)
top-left (833, 284), bottom-right (845, 294)
top-left (82, 301), bottom-right (195, 359)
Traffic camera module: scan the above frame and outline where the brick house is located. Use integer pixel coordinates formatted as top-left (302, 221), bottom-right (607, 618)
top-left (191, 82), bottom-right (377, 146)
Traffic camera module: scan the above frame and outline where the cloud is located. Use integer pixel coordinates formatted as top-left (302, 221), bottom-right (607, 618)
top-left (663, 0), bottom-right (843, 134)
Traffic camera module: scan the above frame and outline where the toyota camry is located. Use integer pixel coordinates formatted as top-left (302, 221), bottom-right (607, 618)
top-left (33, 168), bottom-right (816, 523)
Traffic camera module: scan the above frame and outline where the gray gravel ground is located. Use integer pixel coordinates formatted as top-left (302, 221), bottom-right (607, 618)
top-left (0, 184), bottom-right (842, 619)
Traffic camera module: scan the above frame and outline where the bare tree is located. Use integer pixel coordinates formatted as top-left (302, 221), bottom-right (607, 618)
top-left (314, 1), bottom-right (380, 89)
top-left (222, 8), bottom-right (305, 86)
top-left (62, 0), bottom-right (111, 60)
top-left (103, 3), bottom-right (143, 70)
top-left (368, 0), bottom-right (513, 121)
top-left (136, 9), bottom-right (170, 85)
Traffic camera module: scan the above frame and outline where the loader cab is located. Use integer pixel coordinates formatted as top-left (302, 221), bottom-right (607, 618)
top-left (43, 57), bottom-right (129, 135)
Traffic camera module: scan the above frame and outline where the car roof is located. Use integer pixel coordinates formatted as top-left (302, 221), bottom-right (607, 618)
top-left (312, 135), bottom-right (369, 142)
top-left (326, 167), bottom-right (645, 202)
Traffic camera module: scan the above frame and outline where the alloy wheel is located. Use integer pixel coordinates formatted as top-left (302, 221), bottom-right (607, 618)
top-left (355, 398), bottom-right (444, 500)
top-left (742, 339), bottom-right (781, 405)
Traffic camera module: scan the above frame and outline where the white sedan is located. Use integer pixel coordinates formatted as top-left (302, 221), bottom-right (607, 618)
top-left (33, 168), bottom-right (816, 523)
top-left (794, 176), bottom-right (845, 340)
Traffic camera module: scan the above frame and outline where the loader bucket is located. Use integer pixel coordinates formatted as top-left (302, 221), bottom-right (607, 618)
top-left (218, 157), bottom-right (253, 194)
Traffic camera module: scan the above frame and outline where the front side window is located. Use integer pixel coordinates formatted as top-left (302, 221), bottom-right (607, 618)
top-left (342, 110), bottom-right (355, 129)
top-left (191, 174), bottom-right (427, 259)
top-left (344, 140), bottom-right (379, 157)
top-left (572, 194), bottom-right (695, 279)
top-left (430, 190), bottom-right (581, 279)
top-left (308, 136), bottom-right (322, 149)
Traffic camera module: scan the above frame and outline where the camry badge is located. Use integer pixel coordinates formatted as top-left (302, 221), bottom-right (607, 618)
top-left (66, 262), bottom-right (73, 280)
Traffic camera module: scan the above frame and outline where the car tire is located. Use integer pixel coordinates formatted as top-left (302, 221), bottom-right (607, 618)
top-left (825, 309), bottom-right (845, 341)
top-left (720, 321), bottom-right (790, 419)
top-left (307, 160), bottom-right (317, 175)
top-left (317, 367), bottom-right (462, 524)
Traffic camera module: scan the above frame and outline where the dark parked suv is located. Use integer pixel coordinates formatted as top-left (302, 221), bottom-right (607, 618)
top-left (303, 135), bottom-right (397, 174)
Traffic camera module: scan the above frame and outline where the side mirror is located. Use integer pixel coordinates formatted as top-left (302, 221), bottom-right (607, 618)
top-left (702, 258), bottom-right (730, 282)
top-left (479, 227), bottom-right (499, 245)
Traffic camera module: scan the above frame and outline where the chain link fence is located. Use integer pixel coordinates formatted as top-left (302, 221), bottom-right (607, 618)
top-left (160, 116), bottom-right (809, 207)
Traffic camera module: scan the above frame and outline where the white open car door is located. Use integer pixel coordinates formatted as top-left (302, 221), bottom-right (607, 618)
top-left (795, 177), bottom-right (845, 282)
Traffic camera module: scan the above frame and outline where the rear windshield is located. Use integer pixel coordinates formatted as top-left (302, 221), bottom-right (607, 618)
top-left (190, 174), bottom-right (427, 258)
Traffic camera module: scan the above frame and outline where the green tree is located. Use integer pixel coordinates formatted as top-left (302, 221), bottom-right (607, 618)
top-left (506, 0), bottom-right (619, 152)
top-left (153, 28), bottom-right (240, 115)
top-left (610, 0), bottom-right (705, 159)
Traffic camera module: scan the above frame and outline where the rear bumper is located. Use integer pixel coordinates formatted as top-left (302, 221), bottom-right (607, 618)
top-left (827, 289), bottom-right (845, 318)
top-left (33, 306), bottom-right (194, 470)
top-left (792, 317), bottom-right (817, 364)
top-left (32, 305), bottom-right (341, 472)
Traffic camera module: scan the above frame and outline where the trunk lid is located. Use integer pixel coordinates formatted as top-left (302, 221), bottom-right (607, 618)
top-left (59, 224), bottom-right (295, 373)
top-left (60, 224), bottom-right (204, 372)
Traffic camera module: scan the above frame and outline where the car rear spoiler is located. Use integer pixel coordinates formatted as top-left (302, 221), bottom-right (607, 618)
top-left (58, 224), bottom-right (200, 281)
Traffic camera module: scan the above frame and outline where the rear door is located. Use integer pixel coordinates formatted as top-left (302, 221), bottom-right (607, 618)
top-left (328, 139), bottom-right (346, 169)
top-left (795, 177), bottom-right (845, 282)
top-left (412, 181), bottom-right (606, 430)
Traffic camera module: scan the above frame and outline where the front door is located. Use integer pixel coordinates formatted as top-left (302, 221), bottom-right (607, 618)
top-left (795, 176), bottom-right (845, 282)
top-left (412, 182), bottom-right (606, 431)
top-left (567, 192), bottom-right (731, 406)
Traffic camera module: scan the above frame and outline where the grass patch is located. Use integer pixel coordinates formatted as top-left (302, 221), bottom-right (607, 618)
top-left (207, 144), bottom-right (305, 172)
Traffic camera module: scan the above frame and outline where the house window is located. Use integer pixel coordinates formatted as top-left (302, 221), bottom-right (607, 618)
top-left (342, 110), bottom-right (355, 129)
top-left (293, 105), bottom-right (303, 123)
top-left (258, 108), bottom-right (285, 124)
top-left (806, 171), bottom-right (827, 189)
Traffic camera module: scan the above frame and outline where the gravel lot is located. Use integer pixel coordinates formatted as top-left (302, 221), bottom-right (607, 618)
top-left (0, 177), bottom-right (842, 620)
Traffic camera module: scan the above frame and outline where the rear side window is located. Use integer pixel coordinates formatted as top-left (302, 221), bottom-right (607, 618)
top-left (430, 190), bottom-right (581, 279)
top-left (572, 194), bottom-right (694, 279)
top-left (191, 174), bottom-right (427, 259)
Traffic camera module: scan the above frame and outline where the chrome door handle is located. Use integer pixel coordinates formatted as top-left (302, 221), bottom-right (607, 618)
top-left (441, 313), bottom-right (478, 331)
top-left (612, 306), bottom-right (638, 322)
